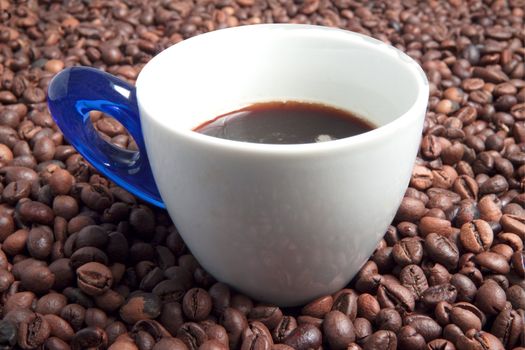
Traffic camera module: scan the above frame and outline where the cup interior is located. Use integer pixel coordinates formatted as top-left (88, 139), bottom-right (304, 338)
top-left (137, 24), bottom-right (427, 135)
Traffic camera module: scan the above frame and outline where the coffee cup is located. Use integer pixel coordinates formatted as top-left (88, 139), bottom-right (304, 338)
top-left (48, 24), bottom-right (429, 306)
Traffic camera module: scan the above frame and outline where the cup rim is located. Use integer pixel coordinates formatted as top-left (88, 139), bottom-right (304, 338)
top-left (136, 24), bottom-right (429, 155)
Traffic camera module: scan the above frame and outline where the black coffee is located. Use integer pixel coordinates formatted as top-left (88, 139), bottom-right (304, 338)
top-left (193, 101), bottom-right (375, 144)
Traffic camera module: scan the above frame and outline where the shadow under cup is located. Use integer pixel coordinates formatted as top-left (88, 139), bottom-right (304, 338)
top-left (137, 24), bottom-right (429, 306)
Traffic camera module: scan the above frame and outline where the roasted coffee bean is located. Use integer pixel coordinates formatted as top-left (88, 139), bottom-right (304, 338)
top-left (421, 284), bottom-right (457, 308)
top-left (375, 308), bottom-right (402, 333)
top-left (201, 321), bottom-right (228, 347)
top-left (0, 268), bottom-right (14, 292)
top-left (450, 303), bottom-right (483, 332)
top-left (153, 337), bottom-right (189, 350)
top-left (403, 314), bottom-right (442, 342)
top-left (395, 197), bottom-right (427, 222)
top-left (425, 233), bottom-right (459, 270)
top-left (301, 295), bottom-right (333, 318)
top-left (249, 306), bottom-right (283, 330)
top-left (70, 327), bottom-right (108, 350)
top-left (323, 311), bottom-right (355, 350)
top-left (177, 322), bottom-right (208, 350)
top-left (18, 199), bottom-right (54, 225)
top-left (35, 292), bottom-right (68, 315)
top-left (450, 273), bottom-right (477, 302)
top-left (18, 313), bottom-right (51, 349)
top-left (511, 251), bottom-right (525, 278)
top-left (0, 319), bottom-right (17, 350)
top-left (198, 339), bottom-right (228, 350)
top-left (426, 339), bottom-right (455, 350)
top-left (459, 220), bottom-right (493, 253)
top-left (182, 288), bottom-right (213, 322)
top-left (241, 321), bottom-right (272, 350)
top-left (491, 307), bottom-right (522, 349)
top-left (475, 280), bottom-right (507, 315)
top-left (332, 289), bottom-right (358, 320)
top-left (506, 285), bottom-right (525, 310)
top-left (377, 278), bottom-right (415, 312)
top-left (398, 325), bottom-right (426, 350)
top-left (76, 262), bottom-right (113, 296)
top-left (44, 314), bottom-right (75, 342)
top-left (473, 251), bottom-right (510, 274)
top-left (399, 264), bottom-right (428, 300)
top-left (364, 330), bottom-right (397, 350)
top-left (283, 324), bottom-right (322, 350)
top-left (20, 264), bottom-right (55, 294)
top-left (357, 293), bottom-right (381, 322)
top-left (272, 316), bottom-right (297, 344)
top-left (392, 238), bottom-right (423, 267)
top-left (120, 293), bottom-right (162, 324)
top-left (220, 308), bottom-right (247, 349)
top-left (456, 329), bottom-right (505, 350)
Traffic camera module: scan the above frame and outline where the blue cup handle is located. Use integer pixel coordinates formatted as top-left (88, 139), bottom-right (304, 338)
top-left (47, 66), bottom-right (165, 208)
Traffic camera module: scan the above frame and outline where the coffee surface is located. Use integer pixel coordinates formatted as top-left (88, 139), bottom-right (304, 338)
top-left (193, 101), bottom-right (375, 144)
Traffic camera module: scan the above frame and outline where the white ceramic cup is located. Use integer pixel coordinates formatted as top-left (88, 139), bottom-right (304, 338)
top-left (48, 24), bottom-right (429, 306)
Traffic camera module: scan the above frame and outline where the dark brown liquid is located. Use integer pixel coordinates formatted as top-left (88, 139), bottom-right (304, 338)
top-left (193, 101), bottom-right (376, 144)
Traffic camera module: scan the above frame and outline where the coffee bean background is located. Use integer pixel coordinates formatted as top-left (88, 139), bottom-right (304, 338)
top-left (0, 0), bottom-right (524, 349)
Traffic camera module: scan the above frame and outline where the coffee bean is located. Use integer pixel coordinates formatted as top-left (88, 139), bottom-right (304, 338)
top-left (44, 314), bottom-right (75, 341)
top-left (241, 321), bottom-right (272, 350)
top-left (363, 330), bottom-right (397, 350)
top-left (392, 237), bottom-right (423, 267)
top-left (59, 304), bottom-right (86, 332)
top-left (450, 273), bottom-right (477, 302)
top-left (427, 339), bottom-right (455, 350)
top-left (0, 319), bottom-right (17, 349)
top-left (399, 264), bottom-right (428, 301)
top-left (182, 288), bottom-right (212, 322)
top-left (323, 311), bottom-right (355, 350)
top-left (283, 324), bottom-right (322, 350)
top-left (459, 220), bottom-right (493, 253)
top-left (27, 225), bottom-right (54, 259)
top-left (450, 303), bottom-right (483, 332)
top-left (456, 329), bottom-right (505, 350)
top-left (272, 316), bottom-right (297, 344)
top-left (475, 280), bottom-right (507, 315)
top-left (473, 251), bottom-right (510, 274)
top-left (201, 321), bottom-right (228, 347)
top-left (425, 233), bottom-right (459, 270)
top-left (403, 314), bottom-right (442, 342)
top-left (81, 184), bottom-right (113, 211)
top-left (421, 284), bottom-right (457, 308)
top-left (70, 327), bottom-right (108, 350)
top-left (357, 293), bottom-right (380, 322)
top-left (154, 337), bottom-right (189, 350)
top-left (119, 292), bottom-right (162, 324)
top-left (177, 322), bottom-right (208, 350)
top-left (332, 289), bottom-right (358, 320)
top-left (49, 258), bottom-right (75, 290)
top-left (76, 262), bottom-right (113, 296)
top-left (20, 264), bottom-right (55, 294)
top-left (398, 325), bottom-right (426, 350)
top-left (511, 251), bottom-right (525, 278)
top-left (220, 308), bottom-right (247, 349)
top-left (301, 295), bottom-right (333, 318)
top-left (500, 214), bottom-right (525, 239)
top-left (35, 292), bottom-right (68, 315)
top-left (249, 306), bottom-right (283, 330)
top-left (17, 199), bottom-right (54, 224)
top-left (395, 197), bottom-right (427, 222)
top-left (18, 313), bottom-right (51, 349)
top-left (491, 307), bottom-right (522, 349)
top-left (375, 308), bottom-right (401, 333)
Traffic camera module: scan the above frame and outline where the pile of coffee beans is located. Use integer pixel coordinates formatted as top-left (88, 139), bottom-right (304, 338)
top-left (0, 0), bottom-right (524, 349)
